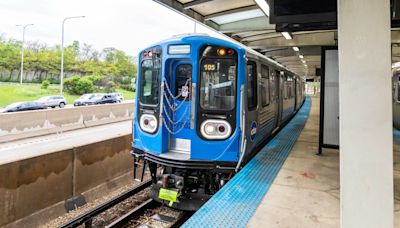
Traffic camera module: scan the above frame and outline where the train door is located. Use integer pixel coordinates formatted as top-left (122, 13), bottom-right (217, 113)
top-left (270, 69), bottom-right (280, 129)
top-left (294, 78), bottom-right (298, 110)
top-left (277, 70), bottom-right (284, 125)
top-left (165, 60), bottom-right (193, 155)
top-left (245, 60), bottom-right (259, 150)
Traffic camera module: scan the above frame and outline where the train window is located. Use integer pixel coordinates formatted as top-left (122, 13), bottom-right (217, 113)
top-left (139, 58), bottom-right (161, 105)
top-left (175, 64), bottom-right (192, 101)
top-left (247, 61), bottom-right (257, 110)
top-left (282, 75), bottom-right (288, 99)
top-left (199, 58), bottom-right (236, 111)
top-left (270, 72), bottom-right (275, 100)
top-left (261, 65), bottom-right (270, 107)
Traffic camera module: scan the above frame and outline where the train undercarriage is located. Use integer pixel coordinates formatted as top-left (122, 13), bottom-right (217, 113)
top-left (132, 149), bottom-right (235, 211)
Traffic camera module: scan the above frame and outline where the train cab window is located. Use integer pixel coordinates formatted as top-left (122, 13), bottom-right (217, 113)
top-left (200, 58), bottom-right (236, 111)
top-left (247, 61), bottom-right (257, 110)
top-left (140, 58), bottom-right (161, 105)
top-left (175, 64), bottom-right (192, 101)
top-left (261, 65), bottom-right (270, 107)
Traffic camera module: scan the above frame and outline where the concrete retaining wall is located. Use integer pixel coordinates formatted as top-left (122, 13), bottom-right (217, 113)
top-left (0, 102), bottom-right (134, 143)
top-left (0, 134), bottom-right (133, 226)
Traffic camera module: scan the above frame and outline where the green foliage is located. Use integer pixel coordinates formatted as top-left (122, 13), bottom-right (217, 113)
top-left (63, 75), bottom-right (80, 94)
top-left (104, 81), bottom-right (116, 93)
top-left (64, 75), bottom-right (95, 95)
top-left (0, 38), bottom-right (137, 84)
top-left (86, 74), bottom-right (104, 86)
top-left (41, 80), bottom-right (50, 89)
top-left (75, 77), bottom-right (94, 94)
top-left (120, 84), bottom-right (134, 92)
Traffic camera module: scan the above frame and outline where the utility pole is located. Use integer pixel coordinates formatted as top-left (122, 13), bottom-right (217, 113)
top-left (60, 16), bottom-right (85, 95)
top-left (16, 24), bottom-right (34, 84)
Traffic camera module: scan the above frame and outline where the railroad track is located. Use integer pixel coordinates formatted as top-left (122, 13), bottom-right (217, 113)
top-left (60, 180), bottom-right (152, 228)
top-left (107, 199), bottom-right (192, 228)
top-left (59, 180), bottom-right (191, 228)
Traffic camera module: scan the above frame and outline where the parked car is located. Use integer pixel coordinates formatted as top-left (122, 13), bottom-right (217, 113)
top-left (1, 101), bottom-right (46, 113)
top-left (73, 93), bottom-right (96, 106)
top-left (37, 95), bottom-right (67, 108)
top-left (110, 93), bottom-right (124, 102)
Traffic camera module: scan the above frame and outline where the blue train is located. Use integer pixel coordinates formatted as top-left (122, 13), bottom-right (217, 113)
top-left (132, 34), bottom-right (305, 210)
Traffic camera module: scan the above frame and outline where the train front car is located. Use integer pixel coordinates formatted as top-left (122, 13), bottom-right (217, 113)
top-left (132, 35), bottom-right (244, 210)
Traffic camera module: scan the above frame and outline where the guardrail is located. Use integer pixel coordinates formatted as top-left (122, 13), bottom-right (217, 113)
top-left (0, 102), bottom-right (134, 143)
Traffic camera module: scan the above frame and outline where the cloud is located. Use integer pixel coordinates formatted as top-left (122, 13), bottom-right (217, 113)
top-left (0, 0), bottom-right (224, 56)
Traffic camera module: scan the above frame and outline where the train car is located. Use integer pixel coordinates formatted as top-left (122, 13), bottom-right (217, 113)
top-left (132, 34), bottom-right (305, 210)
top-left (393, 67), bottom-right (400, 129)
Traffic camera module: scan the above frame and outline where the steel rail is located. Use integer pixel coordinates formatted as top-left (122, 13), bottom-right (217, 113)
top-left (60, 180), bottom-right (152, 228)
top-left (105, 199), bottom-right (159, 228)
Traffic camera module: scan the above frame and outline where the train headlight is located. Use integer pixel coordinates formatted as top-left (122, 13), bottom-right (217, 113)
top-left (200, 120), bottom-right (232, 139)
top-left (205, 125), bottom-right (216, 134)
top-left (140, 114), bottom-right (157, 133)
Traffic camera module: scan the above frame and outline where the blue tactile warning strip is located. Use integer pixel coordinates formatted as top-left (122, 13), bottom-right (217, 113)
top-left (182, 96), bottom-right (312, 228)
top-left (394, 128), bottom-right (400, 145)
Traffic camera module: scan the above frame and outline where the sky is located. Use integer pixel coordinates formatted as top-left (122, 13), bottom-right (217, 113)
top-left (0, 0), bottom-right (226, 56)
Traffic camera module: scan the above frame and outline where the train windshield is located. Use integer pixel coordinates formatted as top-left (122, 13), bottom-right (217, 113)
top-left (200, 58), bottom-right (236, 111)
top-left (139, 58), bottom-right (161, 105)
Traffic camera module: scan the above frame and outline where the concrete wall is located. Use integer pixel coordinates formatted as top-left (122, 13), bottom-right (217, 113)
top-left (0, 102), bottom-right (134, 143)
top-left (0, 134), bottom-right (133, 226)
top-left (0, 70), bottom-right (83, 82)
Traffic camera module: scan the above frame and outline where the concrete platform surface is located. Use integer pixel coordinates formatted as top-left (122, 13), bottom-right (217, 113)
top-left (0, 120), bottom-right (131, 165)
top-left (248, 96), bottom-right (340, 227)
top-left (248, 96), bottom-right (400, 227)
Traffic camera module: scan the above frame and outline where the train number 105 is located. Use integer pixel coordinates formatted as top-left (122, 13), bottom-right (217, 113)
top-left (203, 64), bottom-right (216, 71)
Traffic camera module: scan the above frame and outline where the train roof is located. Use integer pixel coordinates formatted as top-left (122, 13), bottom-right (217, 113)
top-left (143, 33), bottom-right (298, 77)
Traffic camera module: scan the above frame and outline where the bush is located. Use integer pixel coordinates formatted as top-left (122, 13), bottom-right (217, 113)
top-left (63, 75), bottom-right (95, 95)
top-left (121, 84), bottom-right (134, 92)
top-left (104, 81), bottom-right (116, 93)
top-left (49, 78), bottom-right (60, 84)
top-left (86, 74), bottom-right (105, 86)
top-left (41, 80), bottom-right (50, 89)
top-left (63, 75), bottom-right (80, 94)
top-left (75, 78), bottom-right (95, 94)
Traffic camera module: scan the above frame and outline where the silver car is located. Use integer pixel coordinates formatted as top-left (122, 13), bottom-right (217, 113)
top-left (37, 95), bottom-right (67, 108)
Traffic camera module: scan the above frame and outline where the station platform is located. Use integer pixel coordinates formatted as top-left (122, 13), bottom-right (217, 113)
top-left (183, 96), bottom-right (400, 227)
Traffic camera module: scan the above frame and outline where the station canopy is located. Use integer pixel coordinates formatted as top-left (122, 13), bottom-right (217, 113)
top-left (154, 0), bottom-right (400, 79)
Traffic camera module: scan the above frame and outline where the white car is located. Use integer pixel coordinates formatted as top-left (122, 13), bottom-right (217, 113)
top-left (37, 95), bottom-right (67, 108)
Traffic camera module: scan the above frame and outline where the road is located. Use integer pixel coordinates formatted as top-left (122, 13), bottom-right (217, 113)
top-left (0, 99), bottom-right (135, 112)
top-left (0, 120), bottom-right (132, 165)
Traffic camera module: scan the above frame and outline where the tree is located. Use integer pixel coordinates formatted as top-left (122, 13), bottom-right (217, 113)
top-left (0, 35), bottom-right (137, 85)
top-left (0, 39), bottom-right (20, 75)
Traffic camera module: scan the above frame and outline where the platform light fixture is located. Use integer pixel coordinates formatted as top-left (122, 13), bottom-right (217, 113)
top-left (281, 32), bottom-right (292, 40)
top-left (292, 46), bottom-right (299, 52)
top-left (299, 54), bottom-right (304, 59)
top-left (254, 0), bottom-right (270, 17)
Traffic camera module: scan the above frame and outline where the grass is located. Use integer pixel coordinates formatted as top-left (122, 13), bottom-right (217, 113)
top-left (0, 84), bottom-right (135, 108)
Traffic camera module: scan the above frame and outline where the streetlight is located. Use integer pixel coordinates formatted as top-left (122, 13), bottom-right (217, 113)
top-left (60, 16), bottom-right (85, 95)
top-left (16, 23), bottom-right (34, 84)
